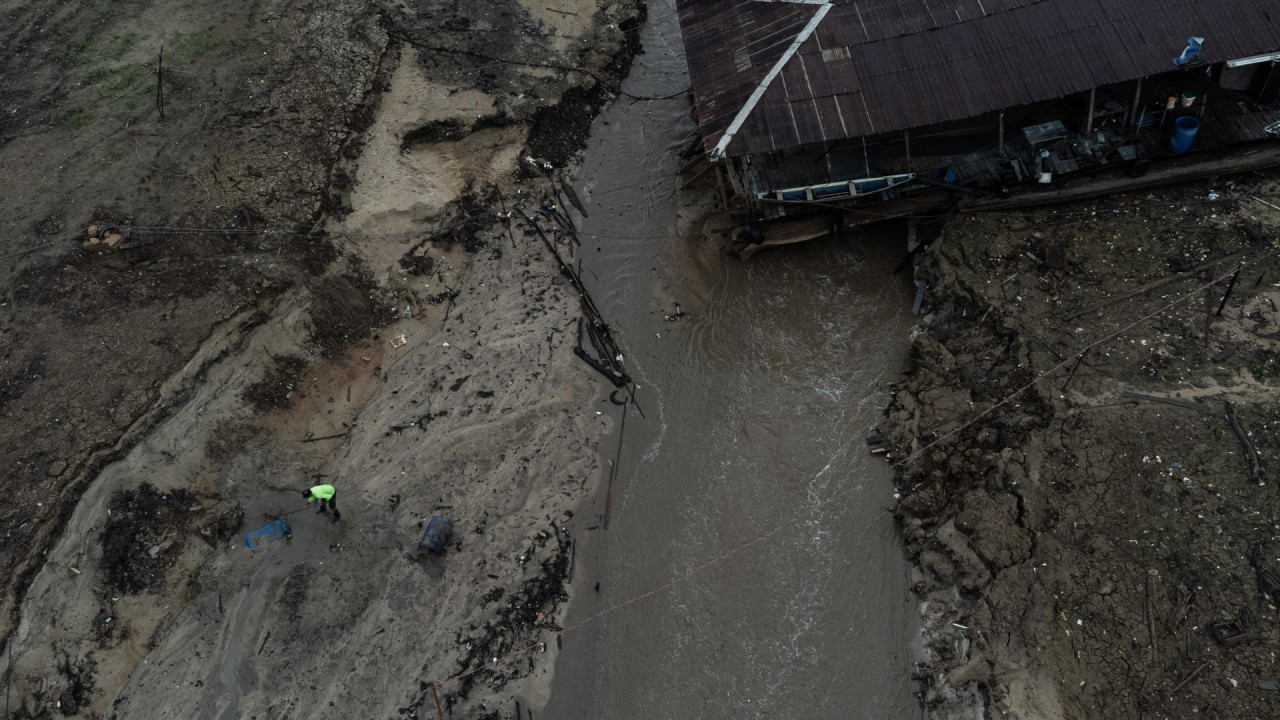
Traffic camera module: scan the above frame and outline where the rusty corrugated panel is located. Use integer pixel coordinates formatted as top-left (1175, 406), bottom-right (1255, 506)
top-left (678, 0), bottom-right (1280, 158)
top-left (677, 0), bottom-right (819, 154)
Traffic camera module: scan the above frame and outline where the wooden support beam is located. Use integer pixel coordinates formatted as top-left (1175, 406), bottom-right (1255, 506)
top-left (998, 110), bottom-right (1005, 158)
top-left (1085, 87), bottom-right (1096, 134)
top-left (1129, 77), bottom-right (1144, 131)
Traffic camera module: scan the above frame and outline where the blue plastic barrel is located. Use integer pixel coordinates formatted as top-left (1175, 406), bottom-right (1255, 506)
top-left (420, 516), bottom-right (452, 552)
top-left (1169, 116), bottom-right (1200, 154)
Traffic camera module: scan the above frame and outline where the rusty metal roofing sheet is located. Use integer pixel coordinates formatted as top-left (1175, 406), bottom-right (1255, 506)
top-left (677, 0), bottom-right (1280, 157)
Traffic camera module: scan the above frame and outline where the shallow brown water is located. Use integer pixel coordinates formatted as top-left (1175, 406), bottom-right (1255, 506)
top-left (542, 3), bottom-right (923, 718)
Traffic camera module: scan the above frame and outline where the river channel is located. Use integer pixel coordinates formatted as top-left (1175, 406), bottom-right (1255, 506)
top-left (542, 2), bottom-right (923, 719)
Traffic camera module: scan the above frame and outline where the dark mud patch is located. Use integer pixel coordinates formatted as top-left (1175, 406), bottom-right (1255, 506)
top-left (525, 83), bottom-right (613, 169)
top-left (242, 355), bottom-right (309, 413)
top-left (0, 355), bottom-right (46, 414)
top-left (204, 418), bottom-right (259, 465)
top-left (523, 7), bottom-right (645, 169)
top-left (279, 564), bottom-right (313, 624)
top-left (308, 268), bottom-right (394, 358)
top-left (453, 527), bottom-right (570, 694)
top-left (397, 526), bottom-right (571, 716)
top-left (401, 113), bottom-right (517, 154)
top-left (100, 484), bottom-right (200, 595)
top-left (401, 185), bottom-right (501, 272)
top-left (402, 118), bottom-right (468, 151)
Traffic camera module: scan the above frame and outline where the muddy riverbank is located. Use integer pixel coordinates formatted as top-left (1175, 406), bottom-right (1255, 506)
top-left (889, 174), bottom-right (1280, 719)
top-left (1, 0), bottom-right (648, 717)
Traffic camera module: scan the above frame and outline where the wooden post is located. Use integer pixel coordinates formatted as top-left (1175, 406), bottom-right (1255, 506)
top-left (861, 136), bottom-right (870, 177)
top-left (1204, 282), bottom-right (1215, 348)
top-left (1060, 347), bottom-right (1090, 392)
top-left (1085, 87), bottom-right (1096, 134)
top-left (904, 130), bottom-right (911, 171)
top-left (1129, 77), bottom-right (1143, 131)
top-left (998, 110), bottom-right (1005, 158)
top-left (1216, 271), bottom-right (1240, 315)
top-left (430, 682), bottom-right (445, 720)
top-left (156, 47), bottom-right (165, 120)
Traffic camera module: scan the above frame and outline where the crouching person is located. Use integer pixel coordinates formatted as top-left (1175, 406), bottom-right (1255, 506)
top-left (302, 484), bottom-right (341, 522)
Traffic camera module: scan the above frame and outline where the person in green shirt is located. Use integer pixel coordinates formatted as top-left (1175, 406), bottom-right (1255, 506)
top-left (302, 484), bottom-right (340, 521)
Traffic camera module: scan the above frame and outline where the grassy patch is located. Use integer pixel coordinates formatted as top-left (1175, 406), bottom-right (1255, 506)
top-left (85, 63), bottom-right (150, 97)
top-left (182, 567), bottom-right (201, 605)
top-left (110, 31), bottom-right (138, 60)
top-left (170, 28), bottom-right (220, 59)
top-left (67, 107), bottom-right (91, 131)
top-left (68, 38), bottom-right (92, 66)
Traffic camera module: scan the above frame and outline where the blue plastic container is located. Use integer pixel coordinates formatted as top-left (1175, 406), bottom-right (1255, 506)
top-left (1170, 116), bottom-right (1200, 154)
top-left (419, 516), bottom-right (452, 552)
top-left (245, 518), bottom-right (291, 548)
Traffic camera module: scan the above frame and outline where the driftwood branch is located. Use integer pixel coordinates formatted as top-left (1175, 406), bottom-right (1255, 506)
top-left (1171, 662), bottom-right (1209, 693)
top-left (1146, 573), bottom-right (1158, 664)
top-left (1225, 401), bottom-right (1263, 483)
top-left (301, 431), bottom-right (348, 443)
top-left (1120, 391), bottom-right (1211, 414)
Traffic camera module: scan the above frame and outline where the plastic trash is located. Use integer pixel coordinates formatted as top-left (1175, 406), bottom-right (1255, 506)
top-left (245, 518), bottom-right (292, 548)
top-left (1172, 37), bottom-right (1204, 66)
top-left (419, 516), bottom-right (452, 552)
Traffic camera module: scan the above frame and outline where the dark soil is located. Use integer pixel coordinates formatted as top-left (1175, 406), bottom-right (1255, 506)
top-left (242, 355), bottom-right (310, 413)
top-left (525, 83), bottom-right (616, 169)
top-left (401, 184), bottom-right (502, 271)
top-left (889, 173), bottom-right (1280, 719)
top-left (308, 268), bottom-right (394, 358)
top-left (100, 484), bottom-right (200, 595)
top-left (402, 118), bottom-right (475, 152)
top-left (523, 7), bottom-right (646, 168)
top-left (457, 526), bottom-right (570, 695)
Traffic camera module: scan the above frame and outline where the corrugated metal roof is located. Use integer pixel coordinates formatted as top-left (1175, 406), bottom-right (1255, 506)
top-left (677, 0), bottom-right (1280, 157)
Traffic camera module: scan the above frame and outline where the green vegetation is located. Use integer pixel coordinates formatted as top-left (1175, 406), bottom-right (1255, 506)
top-left (67, 38), bottom-right (92, 66)
top-left (85, 63), bottom-right (149, 97)
top-left (170, 28), bottom-right (220, 59)
top-left (182, 567), bottom-right (201, 605)
top-left (66, 107), bottom-right (91, 131)
top-left (109, 31), bottom-right (137, 60)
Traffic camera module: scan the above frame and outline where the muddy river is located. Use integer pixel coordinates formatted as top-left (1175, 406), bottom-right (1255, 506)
top-left (543, 3), bottom-right (922, 718)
